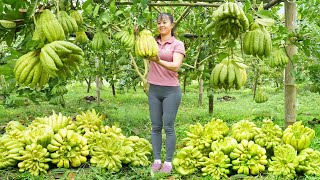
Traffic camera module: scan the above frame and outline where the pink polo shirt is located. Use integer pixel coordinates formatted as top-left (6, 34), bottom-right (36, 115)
top-left (147, 36), bottom-right (185, 86)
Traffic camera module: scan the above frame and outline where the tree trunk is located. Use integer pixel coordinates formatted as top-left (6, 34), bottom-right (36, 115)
top-left (198, 77), bottom-right (203, 106)
top-left (253, 72), bottom-right (259, 100)
top-left (253, 78), bottom-right (257, 98)
top-left (95, 57), bottom-right (101, 105)
top-left (183, 74), bottom-right (187, 94)
top-left (86, 77), bottom-right (91, 93)
top-left (284, 0), bottom-right (297, 128)
top-left (111, 82), bottom-right (116, 97)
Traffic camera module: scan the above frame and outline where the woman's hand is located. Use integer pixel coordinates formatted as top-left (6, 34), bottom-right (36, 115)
top-left (147, 55), bottom-right (160, 63)
top-left (147, 53), bottom-right (184, 72)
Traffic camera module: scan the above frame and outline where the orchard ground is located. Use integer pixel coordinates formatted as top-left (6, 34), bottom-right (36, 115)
top-left (0, 82), bottom-right (319, 179)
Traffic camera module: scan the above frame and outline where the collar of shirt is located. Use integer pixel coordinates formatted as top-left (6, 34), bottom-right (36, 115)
top-left (156, 36), bottom-right (175, 45)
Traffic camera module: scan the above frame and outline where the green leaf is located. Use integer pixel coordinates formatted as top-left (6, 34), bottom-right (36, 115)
top-left (302, 41), bottom-right (311, 56)
top-left (258, 2), bottom-right (264, 11)
top-left (132, 0), bottom-right (140, 5)
top-left (100, 12), bottom-right (110, 24)
top-left (26, 0), bottom-right (38, 19)
top-left (83, 0), bottom-right (93, 12)
top-left (144, 11), bottom-right (152, 21)
top-left (246, 13), bottom-right (254, 24)
top-left (218, 53), bottom-right (228, 61)
top-left (255, 17), bottom-right (275, 27)
top-left (141, 0), bottom-right (149, 8)
top-left (256, 10), bottom-right (274, 19)
top-left (115, 10), bottom-right (123, 16)
top-left (1, 54), bottom-right (19, 64)
top-left (5, 30), bottom-right (15, 47)
top-left (314, 48), bottom-right (320, 60)
top-left (109, 0), bottom-right (117, 14)
top-left (137, 15), bottom-right (144, 26)
top-left (243, 0), bottom-right (251, 13)
top-left (3, 10), bottom-right (21, 20)
top-left (0, 4), bottom-right (3, 14)
top-left (25, 39), bottom-right (44, 51)
top-left (0, 64), bottom-right (14, 77)
top-left (93, 4), bottom-right (100, 18)
top-left (227, 40), bottom-right (237, 48)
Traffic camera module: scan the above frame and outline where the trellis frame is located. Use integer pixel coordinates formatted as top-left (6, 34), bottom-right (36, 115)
top-left (115, 0), bottom-right (282, 9)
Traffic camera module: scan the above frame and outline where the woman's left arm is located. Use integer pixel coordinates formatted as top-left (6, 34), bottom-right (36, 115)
top-left (151, 53), bottom-right (184, 72)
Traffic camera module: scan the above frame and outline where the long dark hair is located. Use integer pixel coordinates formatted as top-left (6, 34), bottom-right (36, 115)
top-left (157, 13), bottom-right (175, 36)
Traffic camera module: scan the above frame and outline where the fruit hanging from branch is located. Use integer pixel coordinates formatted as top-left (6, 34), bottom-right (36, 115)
top-left (36, 9), bottom-right (65, 43)
top-left (210, 56), bottom-right (248, 90)
top-left (91, 31), bottom-right (111, 50)
top-left (254, 90), bottom-right (269, 103)
top-left (243, 22), bottom-right (272, 58)
top-left (13, 39), bottom-right (84, 88)
top-left (114, 29), bottom-right (135, 49)
top-left (267, 48), bottom-right (289, 68)
top-left (70, 10), bottom-right (83, 26)
top-left (75, 31), bottom-right (89, 44)
top-left (206, 2), bottom-right (249, 40)
top-left (57, 11), bottom-right (78, 35)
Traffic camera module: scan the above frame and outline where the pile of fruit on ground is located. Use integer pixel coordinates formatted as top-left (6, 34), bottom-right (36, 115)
top-left (173, 119), bottom-right (320, 179)
top-left (0, 109), bottom-right (152, 176)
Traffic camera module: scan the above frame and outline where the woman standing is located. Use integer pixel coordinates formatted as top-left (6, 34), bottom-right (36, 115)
top-left (147, 13), bottom-right (185, 173)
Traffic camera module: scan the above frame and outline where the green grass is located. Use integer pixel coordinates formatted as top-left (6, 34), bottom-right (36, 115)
top-left (0, 82), bottom-right (320, 179)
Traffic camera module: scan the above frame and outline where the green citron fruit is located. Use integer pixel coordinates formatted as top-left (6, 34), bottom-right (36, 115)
top-left (0, 20), bottom-right (16, 28)
top-left (255, 91), bottom-right (269, 103)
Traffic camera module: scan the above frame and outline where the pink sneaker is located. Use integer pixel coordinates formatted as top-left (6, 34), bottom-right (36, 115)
top-left (159, 163), bottom-right (172, 173)
top-left (151, 162), bottom-right (162, 172)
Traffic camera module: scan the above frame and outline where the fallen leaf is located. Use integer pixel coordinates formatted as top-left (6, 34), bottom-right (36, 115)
top-left (68, 172), bottom-right (76, 180)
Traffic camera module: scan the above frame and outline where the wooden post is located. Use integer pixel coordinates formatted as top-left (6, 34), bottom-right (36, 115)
top-left (95, 56), bottom-right (101, 105)
top-left (208, 60), bottom-right (214, 114)
top-left (253, 60), bottom-right (260, 100)
top-left (284, 0), bottom-right (297, 128)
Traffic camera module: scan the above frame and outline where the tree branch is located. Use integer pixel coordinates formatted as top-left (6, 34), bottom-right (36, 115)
top-left (111, 25), bottom-right (122, 32)
top-left (182, 63), bottom-right (195, 69)
top-left (129, 53), bottom-right (147, 83)
top-left (264, 0), bottom-right (282, 10)
top-left (143, 59), bottom-right (149, 78)
top-left (198, 54), bottom-right (213, 65)
top-left (193, 44), bottom-right (203, 68)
